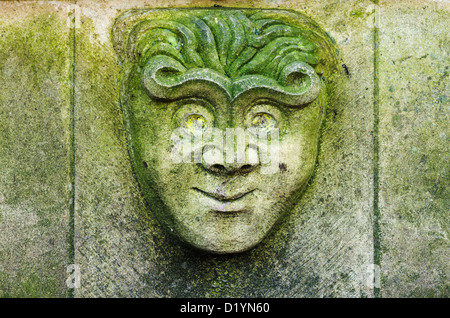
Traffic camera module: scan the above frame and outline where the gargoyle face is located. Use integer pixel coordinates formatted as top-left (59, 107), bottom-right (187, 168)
top-left (114, 9), bottom-right (336, 253)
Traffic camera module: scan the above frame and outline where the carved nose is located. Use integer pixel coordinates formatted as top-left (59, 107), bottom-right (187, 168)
top-left (201, 143), bottom-right (259, 175)
top-left (202, 162), bottom-right (258, 175)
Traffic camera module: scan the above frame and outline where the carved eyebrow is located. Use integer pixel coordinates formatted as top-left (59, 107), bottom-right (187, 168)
top-left (231, 62), bottom-right (321, 108)
top-left (141, 55), bottom-right (233, 107)
top-left (142, 56), bottom-right (321, 110)
top-left (170, 97), bottom-right (214, 115)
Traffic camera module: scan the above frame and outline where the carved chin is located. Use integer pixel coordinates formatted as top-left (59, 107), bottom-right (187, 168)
top-left (149, 185), bottom-right (292, 254)
top-left (171, 207), bottom-right (277, 254)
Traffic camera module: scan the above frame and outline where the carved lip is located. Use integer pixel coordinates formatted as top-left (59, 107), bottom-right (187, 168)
top-left (192, 187), bottom-right (255, 202)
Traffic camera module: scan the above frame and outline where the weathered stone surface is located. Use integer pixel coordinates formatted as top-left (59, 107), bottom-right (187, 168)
top-left (0, 0), bottom-right (447, 298)
top-left (0, 2), bottom-right (72, 297)
top-left (73, 10), bottom-right (160, 297)
top-left (74, 0), bottom-right (375, 297)
top-left (378, 0), bottom-right (449, 297)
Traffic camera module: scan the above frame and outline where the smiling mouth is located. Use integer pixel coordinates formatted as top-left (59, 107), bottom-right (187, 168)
top-left (192, 187), bottom-right (255, 202)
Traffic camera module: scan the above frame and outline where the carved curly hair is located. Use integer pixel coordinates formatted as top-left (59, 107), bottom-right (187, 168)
top-left (113, 9), bottom-right (338, 106)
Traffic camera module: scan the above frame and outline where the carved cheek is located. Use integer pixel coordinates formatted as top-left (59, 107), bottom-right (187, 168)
top-left (280, 137), bottom-right (308, 172)
top-left (279, 121), bottom-right (319, 177)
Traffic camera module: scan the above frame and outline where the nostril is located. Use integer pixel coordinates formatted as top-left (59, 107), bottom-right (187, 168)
top-left (210, 164), bottom-right (226, 173)
top-left (202, 162), bottom-right (257, 175)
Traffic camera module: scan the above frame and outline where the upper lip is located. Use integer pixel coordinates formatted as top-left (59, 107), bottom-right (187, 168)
top-left (192, 187), bottom-right (254, 202)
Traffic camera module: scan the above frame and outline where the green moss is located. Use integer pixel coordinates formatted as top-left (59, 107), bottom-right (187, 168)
top-left (0, 11), bottom-right (71, 297)
top-left (350, 10), bottom-right (364, 18)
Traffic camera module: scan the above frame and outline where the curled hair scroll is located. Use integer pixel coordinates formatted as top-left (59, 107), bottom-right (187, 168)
top-left (113, 9), bottom-right (338, 106)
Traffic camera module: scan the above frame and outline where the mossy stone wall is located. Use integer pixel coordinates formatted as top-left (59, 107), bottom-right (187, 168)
top-left (0, 0), bottom-right (448, 297)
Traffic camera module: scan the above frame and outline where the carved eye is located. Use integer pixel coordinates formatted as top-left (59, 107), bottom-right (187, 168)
top-left (183, 114), bottom-right (209, 133)
top-left (250, 112), bottom-right (277, 133)
top-left (172, 99), bottom-right (214, 134)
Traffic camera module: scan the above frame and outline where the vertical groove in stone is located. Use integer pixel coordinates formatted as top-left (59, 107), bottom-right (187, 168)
top-left (373, 0), bottom-right (381, 298)
top-left (68, 5), bottom-right (77, 299)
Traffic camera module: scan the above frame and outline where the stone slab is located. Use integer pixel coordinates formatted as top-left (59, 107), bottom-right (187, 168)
top-left (378, 0), bottom-right (449, 297)
top-left (73, 0), bottom-right (375, 297)
top-left (0, 1), bottom-right (73, 297)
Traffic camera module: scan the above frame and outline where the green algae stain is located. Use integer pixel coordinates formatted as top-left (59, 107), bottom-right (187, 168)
top-left (350, 10), bottom-right (364, 18)
top-left (0, 12), bottom-right (72, 298)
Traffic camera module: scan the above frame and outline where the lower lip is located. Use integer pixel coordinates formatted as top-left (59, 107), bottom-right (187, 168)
top-left (194, 189), bottom-right (254, 213)
top-left (210, 209), bottom-right (250, 218)
top-left (211, 201), bottom-right (248, 213)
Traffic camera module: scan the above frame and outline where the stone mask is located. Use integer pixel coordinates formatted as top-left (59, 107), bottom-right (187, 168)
top-left (113, 8), bottom-right (337, 254)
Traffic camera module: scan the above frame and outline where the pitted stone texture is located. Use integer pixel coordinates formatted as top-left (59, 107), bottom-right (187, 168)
top-left (378, 0), bottom-right (449, 298)
top-left (74, 0), bottom-right (374, 297)
top-left (0, 0), bottom-right (446, 298)
top-left (0, 2), bottom-right (72, 297)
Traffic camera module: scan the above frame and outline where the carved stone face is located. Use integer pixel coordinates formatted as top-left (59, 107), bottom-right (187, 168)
top-left (114, 9), bottom-right (336, 253)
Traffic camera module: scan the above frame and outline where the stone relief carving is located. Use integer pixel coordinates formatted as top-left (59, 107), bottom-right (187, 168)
top-left (113, 8), bottom-right (338, 254)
